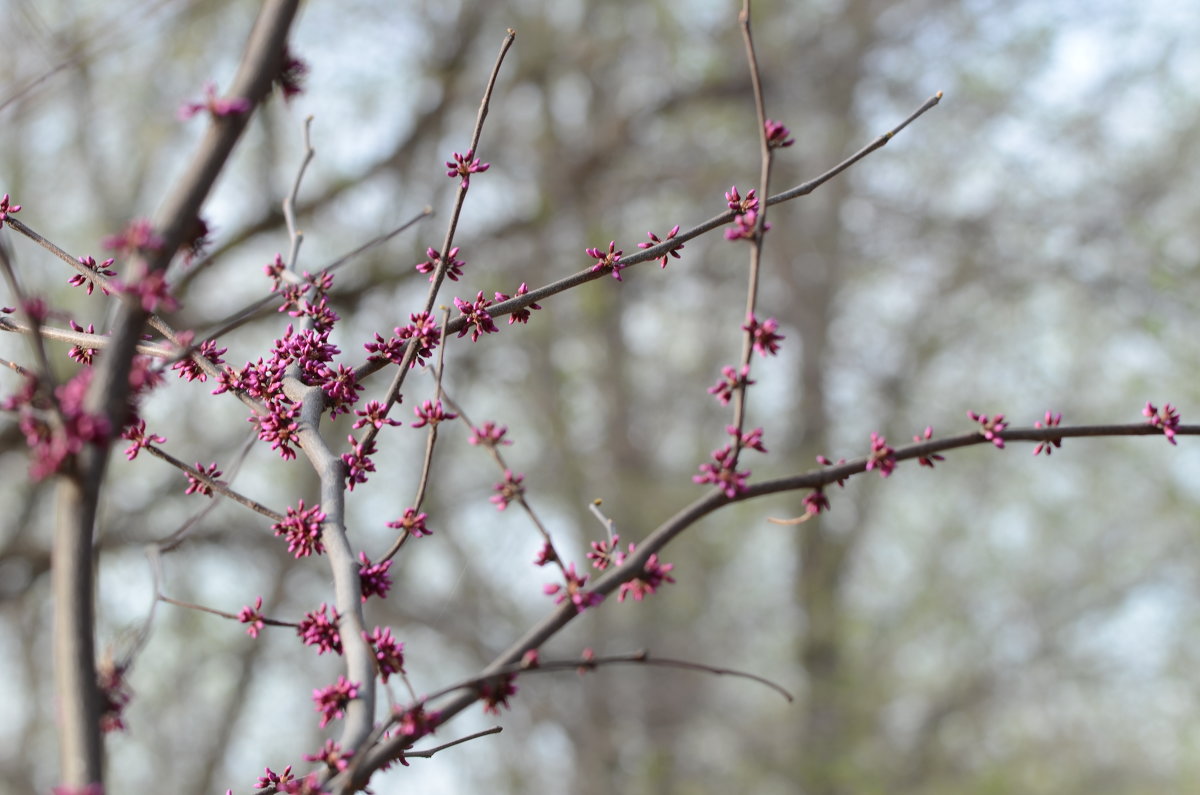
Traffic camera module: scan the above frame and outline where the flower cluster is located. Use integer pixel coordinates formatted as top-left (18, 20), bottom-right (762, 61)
top-left (468, 421), bottom-right (511, 448)
top-left (0, 193), bottom-right (21, 227)
top-left (865, 432), bottom-right (896, 478)
top-left (353, 399), bottom-right (401, 430)
top-left (446, 148), bottom-right (490, 188)
top-left (103, 218), bottom-right (164, 257)
top-left (412, 399), bottom-right (457, 429)
top-left (313, 676), bottom-right (358, 728)
top-left (364, 626), bottom-right (405, 682)
top-left (365, 311), bottom-right (442, 369)
top-left (238, 596), bottom-right (265, 638)
top-left (586, 241), bottom-right (626, 281)
top-left (618, 553), bottom-right (676, 602)
top-left (724, 186), bottom-right (770, 241)
top-left (272, 500), bottom-right (326, 558)
top-left (693, 445), bottom-right (750, 498)
top-left (341, 435), bottom-right (378, 490)
top-left (1143, 401), bottom-right (1180, 445)
top-left (358, 552), bottom-right (393, 602)
top-left (121, 419), bottom-right (166, 461)
top-left (67, 321), bottom-right (99, 365)
top-left (491, 469), bottom-right (525, 510)
top-left (638, 225), bottom-right (684, 268)
top-left (708, 364), bottom-right (755, 406)
top-left (968, 411), bottom-right (1007, 449)
top-left (69, 255), bottom-right (116, 295)
top-left (171, 337), bottom-right (228, 383)
top-left (298, 604), bottom-right (342, 655)
top-left (764, 119), bottom-right (795, 148)
top-left (415, 246), bottom-right (466, 282)
top-left (387, 507), bottom-right (432, 538)
top-left (544, 563), bottom-right (603, 612)
top-left (913, 426), bottom-right (944, 468)
top-left (177, 81), bottom-right (250, 120)
top-left (303, 740), bottom-right (354, 774)
top-left (184, 461), bottom-right (222, 497)
top-left (275, 45), bottom-right (308, 101)
top-left (454, 291), bottom-right (499, 341)
top-left (1033, 411), bottom-right (1063, 456)
top-left (743, 314), bottom-right (784, 357)
top-left (478, 673), bottom-right (518, 715)
top-left (494, 282), bottom-right (542, 325)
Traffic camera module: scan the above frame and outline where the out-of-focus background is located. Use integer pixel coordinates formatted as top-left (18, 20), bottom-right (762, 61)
top-left (3, 1), bottom-right (1200, 793)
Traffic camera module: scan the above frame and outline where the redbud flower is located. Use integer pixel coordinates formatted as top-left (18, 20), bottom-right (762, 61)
top-left (729, 424), bottom-right (767, 453)
top-left (586, 241), bottom-right (625, 281)
top-left (693, 445), bottom-right (750, 497)
top-left (967, 411), bottom-right (1007, 449)
top-left (238, 596), bottom-right (266, 638)
top-left (256, 766), bottom-right (294, 790)
top-left (479, 673), bottom-right (518, 715)
top-left (765, 119), bottom-right (795, 148)
top-left (121, 419), bottom-right (166, 461)
top-left (725, 186), bottom-right (759, 214)
top-left (358, 552), bottom-right (393, 602)
top-left (544, 563), bottom-right (603, 613)
top-left (865, 432), bottom-right (896, 478)
top-left (275, 45), bottom-right (309, 100)
top-left (365, 626), bottom-right (406, 682)
top-left (103, 218), bottom-right (164, 256)
top-left (743, 314), bottom-right (784, 357)
top-left (725, 208), bottom-right (770, 240)
top-left (387, 507), bottom-right (432, 538)
top-left (454, 291), bottom-right (499, 341)
top-left (803, 488), bottom-right (830, 517)
top-left (0, 193), bottom-right (21, 227)
top-left (446, 148), bottom-right (490, 188)
top-left (913, 426), bottom-right (944, 467)
top-left (341, 435), bottom-right (377, 490)
top-left (506, 282), bottom-right (542, 324)
top-left (469, 421), bottom-right (512, 447)
top-left (172, 338), bottom-right (227, 382)
top-left (304, 740), bottom-right (354, 774)
top-left (491, 470), bottom-right (525, 511)
top-left (617, 549), bottom-right (676, 602)
top-left (1143, 402), bottom-right (1180, 445)
top-left (587, 535), bottom-right (622, 571)
top-left (533, 541), bottom-right (557, 566)
top-left (1033, 411), bottom-right (1063, 456)
top-left (272, 500), bottom-right (326, 558)
top-left (638, 225), bottom-right (684, 268)
top-left (177, 81), bottom-right (250, 120)
top-left (415, 246), bottom-right (466, 282)
top-left (298, 604), bottom-right (342, 655)
top-left (184, 462), bottom-right (222, 497)
top-left (69, 256), bottom-right (116, 295)
top-left (708, 364), bottom-right (755, 406)
top-left (412, 400), bottom-right (457, 428)
top-left (353, 400), bottom-right (401, 430)
top-left (312, 676), bottom-right (358, 728)
top-left (68, 321), bottom-right (99, 365)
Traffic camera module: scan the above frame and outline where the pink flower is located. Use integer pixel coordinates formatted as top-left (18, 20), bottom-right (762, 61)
top-left (0, 193), bottom-right (21, 228)
top-left (313, 677), bottom-right (358, 728)
top-left (764, 119), bottom-right (794, 148)
top-left (479, 673), bottom-right (518, 715)
top-left (913, 426), bottom-right (945, 467)
top-left (491, 470), bottom-right (525, 510)
top-left (618, 552), bottom-right (676, 602)
top-left (1033, 411), bottom-right (1063, 456)
top-left (638, 225), bottom-right (684, 268)
top-left (446, 148), bottom-right (490, 188)
top-left (238, 596), bottom-right (266, 638)
top-left (412, 400), bottom-right (457, 429)
top-left (693, 445), bottom-right (749, 497)
top-left (865, 432), bottom-right (896, 478)
top-left (298, 604), bottom-right (342, 655)
top-left (454, 291), bottom-right (499, 341)
top-left (178, 81), bottom-right (250, 120)
top-left (586, 241), bottom-right (625, 281)
top-left (967, 411), bottom-right (1007, 449)
top-left (364, 626), bottom-right (405, 682)
top-left (1143, 401), bottom-right (1180, 445)
top-left (544, 563), bottom-right (603, 612)
top-left (272, 500), bottom-right (326, 558)
top-left (184, 462), bottom-right (223, 497)
top-left (743, 314), bottom-right (784, 357)
top-left (358, 552), bottom-right (393, 602)
top-left (387, 507), bottom-right (432, 538)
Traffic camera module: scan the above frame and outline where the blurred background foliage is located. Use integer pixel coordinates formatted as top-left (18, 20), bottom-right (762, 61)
top-left (2, 0), bottom-right (1200, 793)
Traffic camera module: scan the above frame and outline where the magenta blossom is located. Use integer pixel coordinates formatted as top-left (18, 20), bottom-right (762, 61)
top-left (178, 81), bottom-right (250, 120)
top-left (446, 148), bottom-right (490, 188)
